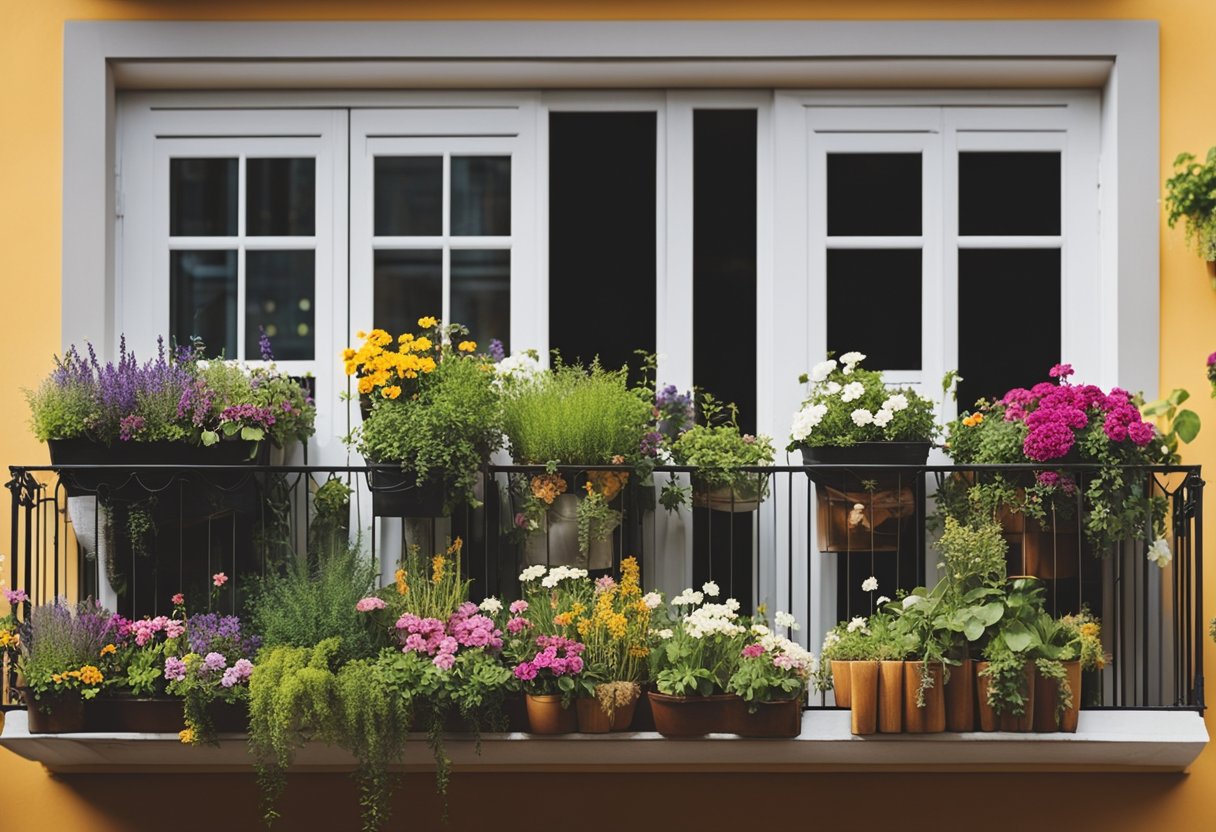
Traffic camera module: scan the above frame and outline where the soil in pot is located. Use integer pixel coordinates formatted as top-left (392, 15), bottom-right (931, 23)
top-left (648, 692), bottom-right (737, 737)
top-left (730, 697), bottom-right (803, 738)
top-left (1033, 660), bottom-right (1082, 733)
top-left (849, 661), bottom-right (879, 736)
top-left (903, 662), bottom-right (946, 734)
top-left (525, 694), bottom-right (578, 734)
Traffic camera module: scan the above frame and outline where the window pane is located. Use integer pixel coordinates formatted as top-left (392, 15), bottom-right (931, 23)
top-left (451, 156), bottom-right (511, 237)
top-left (957, 249), bottom-right (1061, 409)
top-left (374, 157), bottom-right (443, 237)
top-left (826, 249), bottom-right (922, 370)
top-left (245, 250), bottom-right (315, 361)
top-left (170, 158), bottom-right (237, 237)
top-left (827, 153), bottom-right (921, 237)
top-left (549, 112), bottom-right (656, 376)
top-left (373, 249), bottom-right (443, 336)
top-left (247, 158), bottom-right (316, 237)
top-left (959, 152), bottom-right (1061, 236)
top-left (170, 250), bottom-right (237, 357)
top-left (451, 249), bottom-right (510, 351)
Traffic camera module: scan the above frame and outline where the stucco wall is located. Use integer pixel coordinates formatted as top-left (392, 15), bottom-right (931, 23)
top-left (2, 1), bottom-right (1215, 829)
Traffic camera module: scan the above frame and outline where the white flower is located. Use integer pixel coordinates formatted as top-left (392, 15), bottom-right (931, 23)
top-left (540, 565), bottom-right (588, 588)
top-left (702, 580), bottom-right (720, 598)
top-left (1148, 538), bottom-right (1172, 569)
top-left (846, 616), bottom-right (869, 634)
top-left (840, 351), bottom-right (866, 368)
top-left (872, 408), bottom-right (894, 428)
top-left (479, 597), bottom-right (503, 614)
top-left (885, 393), bottom-right (909, 413)
top-left (822, 630), bottom-right (841, 649)
top-left (850, 408), bottom-right (874, 427)
top-left (725, 598), bottom-right (741, 613)
top-left (672, 588), bottom-right (704, 606)
top-left (774, 611), bottom-right (799, 631)
top-left (519, 565), bottom-right (546, 583)
top-left (751, 623), bottom-right (770, 636)
top-left (810, 359), bottom-right (838, 382)
top-left (861, 576), bottom-right (879, 593)
top-left (876, 596), bottom-right (891, 607)
top-left (1161, 444), bottom-right (1170, 456)
top-left (495, 352), bottom-right (543, 382)
top-left (642, 592), bottom-right (662, 609)
top-left (902, 595), bottom-right (922, 609)
top-left (825, 381), bottom-right (842, 395)
top-left (652, 628), bottom-right (674, 640)
top-left (791, 403), bottom-right (829, 441)
top-left (841, 382), bottom-right (866, 403)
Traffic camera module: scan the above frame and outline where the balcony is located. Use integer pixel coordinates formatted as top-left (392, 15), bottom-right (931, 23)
top-left (0, 460), bottom-right (1207, 772)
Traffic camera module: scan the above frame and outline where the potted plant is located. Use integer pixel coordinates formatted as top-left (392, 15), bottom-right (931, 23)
top-left (89, 599), bottom-right (188, 733)
top-left (15, 599), bottom-right (115, 733)
top-left (1031, 609), bottom-right (1105, 733)
top-left (975, 577), bottom-right (1051, 732)
top-left (165, 608), bottom-right (260, 744)
top-left (727, 611), bottom-right (813, 737)
top-left (501, 360), bottom-right (651, 569)
top-left (817, 617), bottom-right (874, 709)
top-left (1165, 147), bottom-right (1216, 287)
top-left (661, 394), bottom-right (775, 513)
top-left (349, 318), bottom-right (503, 517)
top-left (647, 582), bottom-right (747, 736)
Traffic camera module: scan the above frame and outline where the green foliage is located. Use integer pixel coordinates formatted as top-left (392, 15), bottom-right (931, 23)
top-left (1141, 387), bottom-right (1201, 464)
top-left (251, 540), bottom-right (383, 666)
top-left (358, 353), bottom-right (502, 510)
top-left (937, 516), bottom-right (1008, 594)
top-left (727, 653), bottom-right (805, 706)
top-left (500, 360), bottom-right (651, 465)
top-left (308, 477), bottom-right (352, 555)
top-left (979, 635), bottom-right (1033, 718)
top-left (576, 487), bottom-right (620, 554)
top-left (1165, 147), bottom-right (1216, 259)
top-left (17, 600), bottom-right (113, 701)
top-left (649, 597), bottom-right (746, 697)
top-left (668, 394), bottom-right (775, 509)
top-left (25, 376), bottom-right (96, 442)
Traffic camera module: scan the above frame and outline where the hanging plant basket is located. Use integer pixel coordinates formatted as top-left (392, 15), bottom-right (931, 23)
top-left (48, 438), bottom-right (265, 500)
top-left (690, 474), bottom-right (767, 513)
top-left (367, 467), bottom-right (449, 518)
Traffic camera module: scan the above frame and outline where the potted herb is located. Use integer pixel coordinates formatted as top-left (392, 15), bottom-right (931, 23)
top-left (350, 318), bottom-right (503, 517)
top-left (1165, 147), bottom-right (1216, 287)
top-left (661, 394), bottom-right (775, 513)
top-left (1031, 609), bottom-right (1105, 733)
top-left (726, 611), bottom-right (813, 737)
top-left (647, 582), bottom-right (747, 736)
top-left (16, 599), bottom-right (115, 733)
top-left (975, 577), bottom-right (1052, 732)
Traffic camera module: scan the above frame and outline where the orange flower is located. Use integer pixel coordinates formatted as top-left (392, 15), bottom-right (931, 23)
top-left (382, 385), bottom-right (402, 400)
top-left (100, 643), bottom-right (116, 656)
top-left (458, 340), bottom-right (477, 353)
top-left (962, 412), bottom-right (984, 428)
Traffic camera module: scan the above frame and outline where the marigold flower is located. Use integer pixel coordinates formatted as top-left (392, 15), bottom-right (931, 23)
top-left (382, 385), bottom-right (402, 400)
top-left (100, 643), bottom-right (117, 656)
top-left (962, 412), bottom-right (984, 427)
top-left (414, 337), bottom-right (433, 352)
top-left (417, 316), bottom-right (438, 329)
top-left (458, 340), bottom-right (477, 353)
top-left (79, 665), bottom-right (104, 685)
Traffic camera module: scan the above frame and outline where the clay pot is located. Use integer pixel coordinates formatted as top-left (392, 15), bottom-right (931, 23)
top-left (730, 698), bottom-right (803, 738)
top-left (975, 662), bottom-right (997, 731)
top-left (1033, 660), bottom-right (1082, 733)
top-left (976, 661), bottom-right (1035, 732)
top-left (20, 689), bottom-right (86, 734)
top-left (849, 661), bottom-right (879, 736)
top-left (648, 692), bottom-right (737, 737)
top-left (525, 694), bottom-right (577, 734)
top-left (576, 694), bottom-right (638, 733)
top-left (944, 659), bottom-right (975, 732)
top-left (831, 660), bottom-right (853, 708)
top-left (903, 662), bottom-right (946, 734)
top-left (878, 660), bottom-right (904, 733)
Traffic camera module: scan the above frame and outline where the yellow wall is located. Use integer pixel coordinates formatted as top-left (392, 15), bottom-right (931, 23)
top-left (4, 2), bottom-right (1216, 829)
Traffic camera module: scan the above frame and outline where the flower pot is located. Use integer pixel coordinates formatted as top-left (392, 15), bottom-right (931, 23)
top-left (830, 660), bottom-right (853, 708)
top-left (975, 662), bottom-right (997, 732)
top-left (1033, 660), bottom-right (1082, 733)
top-left (944, 659), bottom-right (975, 732)
top-left (576, 694), bottom-right (638, 733)
top-left (800, 442), bottom-right (931, 488)
top-left (208, 699), bottom-right (250, 734)
top-left (815, 482), bottom-right (918, 554)
top-left (903, 662), bottom-right (946, 734)
top-left (87, 696), bottom-right (182, 733)
top-left (630, 683), bottom-right (656, 732)
top-left (647, 692), bottom-right (737, 737)
top-left (524, 694), bottom-right (577, 734)
top-left (849, 661), bottom-right (879, 735)
top-left (730, 697), bottom-right (803, 738)
top-left (690, 475), bottom-right (766, 513)
top-left (368, 467), bottom-right (448, 518)
top-left (999, 663), bottom-right (1036, 732)
top-left (878, 660), bottom-right (904, 733)
top-left (520, 493), bottom-right (615, 570)
top-left (19, 689), bottom-right (86, 734)
top-left (976, 661), bottom-right (1035, 732)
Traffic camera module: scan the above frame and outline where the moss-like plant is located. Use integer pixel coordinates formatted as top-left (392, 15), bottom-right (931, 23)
top-left (335, 658), bottom-right (413, 832)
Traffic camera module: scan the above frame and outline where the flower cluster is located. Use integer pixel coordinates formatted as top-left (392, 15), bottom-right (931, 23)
top-left (130, 615), bottom-right (185, 647)
top-left (343, 322), bottom-right (443, 398)
top-left (512, 634), bottom-right (586, 682)
top-left (396, 601), bottom-right (505, 670)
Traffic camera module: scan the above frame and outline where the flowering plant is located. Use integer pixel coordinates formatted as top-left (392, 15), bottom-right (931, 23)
top-left (649, 583), bottom-right (747, 697)
top-left (789, 352), bottom-right (936, 450)
top-left (350, 317), bottom-right (503, 511)
top-left (16, 599), bottom-right (119, 703)
top-left (662, 394), bottom-right (775, 511)
top-left (164, 611), bottom-right (260, 744)
top-left (726, 613), bottom-right (815, 709)
top-left (105, 603), bottom-right (188, 698)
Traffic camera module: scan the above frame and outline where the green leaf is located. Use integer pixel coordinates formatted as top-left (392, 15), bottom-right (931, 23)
top-left (978, 602), bottom-right (1005, 626)
top-left (1175, 409), bottom-right (1201, 444)
top-left (241, 426), bottom-right (265, 442)
top-left (1140, 399), bottom-right (1171, 417)
top-left (963, 619), bottom-right (985, 642)
top-left (1170, 388), bottom-right (1191, 406)
top-left (201, 430), bottom-right (219, 447)
top-left (1003, 621), bottom-right (1033, 653)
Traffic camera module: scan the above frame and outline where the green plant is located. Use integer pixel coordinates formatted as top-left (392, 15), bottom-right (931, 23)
top-left (665, 394), bottom-right (775, 510)
top-left (727, 613), bottom-right (814, 710)
top-left (977, 577), bottom-right (1052, 718)
top-left (576, 483), bottom-right (620, 554)
top-left (649, 587), bottom-right (747, 697)
top-left (1165, 147), bottom-right (1216, 263)
top-left (308, 477), bottom-right (352, 556)
top-left (937, 516), bottom-right (1008, 596)
top-left (16, 600), bottom-right (114, 703)
top-left (1141, 388), bottom-right (1201, 464)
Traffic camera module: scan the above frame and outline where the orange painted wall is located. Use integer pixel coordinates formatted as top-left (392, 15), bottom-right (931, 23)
top-left (3, 2), bottom-right (1216, 829)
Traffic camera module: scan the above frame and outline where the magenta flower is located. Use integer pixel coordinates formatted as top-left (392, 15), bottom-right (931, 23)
top-left (513, 662), bottom-right (538, 681)
top-left (355, 597), bottom-right (386, 613)
top-left (507, 616), bottom-right (530, 635)
top-left (171, 593), bottom-right (185, 606)
top-left (1208, 351), bottom-right (1216, 367)
top-left (3, 588), bottom-right (28, 606)
top-left (1049, 363), bottom-right (1074, 380)
top-left (212, 572), bottom-right (228, 588)
top-left (742, 643), bottom-right (765, 659)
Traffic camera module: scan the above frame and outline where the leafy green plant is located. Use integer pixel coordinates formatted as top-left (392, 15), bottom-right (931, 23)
top-left (1165, 147), bottom-right (1216, 262)
top-left (727, 617), bottom-right (813, 710)
top-left (1141, 388), bottom-right (1201, 464)
top-left (17, 600), bottom-right (114, 703)
top-left (576, 484), bottom-right (620, 554)
top-left (665, 394), bottom-right (775, 510)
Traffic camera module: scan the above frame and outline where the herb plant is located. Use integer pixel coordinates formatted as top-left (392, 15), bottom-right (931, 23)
top-left (1165, 147), bottom-right (1216, 262)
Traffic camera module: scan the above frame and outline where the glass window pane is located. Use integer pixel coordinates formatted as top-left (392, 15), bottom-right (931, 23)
top-left (170, 250), bottom-right (237, 357)
top-left (959, 152), bottom-right (1061, 236)
top-left (245, 250), bottom-right (315, 361)
top-left (451, 156), bottom-right (511, 237)
top-left (247, 158), bottom-right (316, 237)
top-left (170, 158), bottom-right (237, 237)
top-left (957, 249), bottom-right (1061, 409)
top-left (373, 249), bottom-right (443, 336)
top-left (827, 153), bottom-right (921, 237)
top-left (826, 249), bottom-right (922, 370)
top-left (451, 249), bottom-right (510, 351)
top-left (374, 157), bottom-right (443, 237)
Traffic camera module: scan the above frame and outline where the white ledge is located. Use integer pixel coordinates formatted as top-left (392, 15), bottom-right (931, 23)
top-left (0, 710), bottom-right (1205, 774)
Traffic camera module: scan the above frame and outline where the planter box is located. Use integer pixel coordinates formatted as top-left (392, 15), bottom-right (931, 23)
top-left (367, 468), bottom-right (448, 518)
top-left (48, 438), bottom-right (265, 500)
top-left (88, 697), bottom-right (183, 733)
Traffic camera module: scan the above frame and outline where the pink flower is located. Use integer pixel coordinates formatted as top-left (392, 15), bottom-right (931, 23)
top-left (356, 597), bottom-right (387, 613)
top-left (1049, 363), bottom-right (1074, 380)
top-left (433, 652), bottom-right (456, 670)
top-left (773, 654), bottom-right (797, 670)
top-left (513, 661), bottom-right (538, 681)
top-left (171, 593), bottom-right (185, 606)
top-left (3, 589), bottom-right (28, 606)
top-left (163, 656), bottom-right (187, 682)
top-left (212, 573), bottom-right (228, 588)
top-left (507, 616), bottom-right (530, 635)
top-left (509, 600), bottom-right (529, 615)
top-left (1207, 351), bottom-right (1216, 367)
top-left (742, 643), bottom-right (765, 659)
top-left (514, 512), bottom-right (529, 529)
top-left (594, 575), bottom-right (617, 594)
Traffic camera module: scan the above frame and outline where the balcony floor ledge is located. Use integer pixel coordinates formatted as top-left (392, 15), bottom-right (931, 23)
top-left (0, 709), bottom-right (1206, 774)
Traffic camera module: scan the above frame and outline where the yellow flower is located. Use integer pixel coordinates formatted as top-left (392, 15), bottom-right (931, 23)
top-left (382, 385), bottom-right (402, 400)
top-left (1080, 622), bottom-right (1099, 638)
top-left (78, 665), bottom-right (104, 685)
top-left (448, 537), bottom-right (464, 556)
top-left (100, 644), bottom-right (116, 656)
top-left (417, 316), bottom-right (438, 329)
top-left (370, 329), bottom-right (392, 347)
top-left (458, 340), bottom-right (477, 353)
top-left (554, 612), bottom-right (573, 627)
top-left (357, 376), bottom-right (376, 395)
top-left (398, 333), bottom-right (415, 345)
top-left (395, 568), bottom-right (409, 596)
top-left (342, 348), bottom-right (357, 361)
top-left (962, 412), bottom-right (984, 428)
top-left (357, 330), bottom-right (368, 340)
top-left (432, 554), bottom-right (447, 584)
top-left (179, 728), bottom-right (195, 744)
top-left (413, 337), bottom-right (433, 352)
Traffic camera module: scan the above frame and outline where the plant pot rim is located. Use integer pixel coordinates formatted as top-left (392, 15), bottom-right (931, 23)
top-left (648, 691), bottom-right (737, 702)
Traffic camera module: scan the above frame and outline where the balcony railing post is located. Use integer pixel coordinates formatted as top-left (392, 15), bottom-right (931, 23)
top-left (1190, 470), bottom-right (1205, 712)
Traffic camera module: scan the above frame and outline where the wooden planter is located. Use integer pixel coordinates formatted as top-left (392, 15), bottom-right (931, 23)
top-left (976, 661), bottom-right (1036, 732)
top-left (903, 662), bottom-right (946, 733)
top-left (878, 660), bottom-right (904, 733)
top-left (944, 659), bottom-right (975, 732)
top-left (524, 694), bottom-right (577, 734)
top-left (830, 660), bottom-right (853, 708)
top-left (849, 661), bottom-right (879, 736)
top-left (647, 692), bottom-right (737, 737)
top-left (1033, 660), bottom-right (1082, 733)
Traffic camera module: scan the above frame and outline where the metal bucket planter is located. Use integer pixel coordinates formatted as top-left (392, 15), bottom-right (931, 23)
top-left (520, 493), bottom-right (616, 570)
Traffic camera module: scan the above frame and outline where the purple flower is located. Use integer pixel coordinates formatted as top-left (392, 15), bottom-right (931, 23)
top-left (3, 589), bottom-right (28, 606)
top-left (258, 328), bottom-right (275, 362)
top-left (164, 656), bottom-right (187, 682)
top-left (1207, 351), bottom-right (1216, 367)
top-left (118, 415), bottom-right (145, 441)
top-left (203, 651), bottom-right (227, 672)
top-left (513, 661), bottom-right (538, 681)
top-left (487, 339), bottom-right (506, 363)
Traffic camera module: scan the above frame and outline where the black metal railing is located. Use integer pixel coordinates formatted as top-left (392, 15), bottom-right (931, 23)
top-left (3, 461), bottom-right (1204, 713)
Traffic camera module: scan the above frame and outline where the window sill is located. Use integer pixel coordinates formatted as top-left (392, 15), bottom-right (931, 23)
top-left (0, 709), bottom-right (1205, 774)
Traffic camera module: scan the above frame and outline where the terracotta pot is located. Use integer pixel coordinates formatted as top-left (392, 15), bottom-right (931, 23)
top-left (944, 659), bottom-right (975, 732)
top-left (903, 662), bottom-right (946, 734)
top-left (576, 694), bottom-right (638, 733)
top-left (731, 697), bottom-right (803, 738)
top-left (630, 683), bottom-right (656, 732)
top-left (20, 689), bottom-right (86, 734)
top-left (690, 477), bottom-right (764, 513)
top-left (975, 662), bottom-right (997, 731)
top-left (878, 660), bottom-right (904, 733)
top-left (831, 660), bottom-right (853, 708)
top-left (1033, 660), bottom-right (1082, 733)
top-left (525, 694), bottom-right (577, 734)
top-left (88, 697), bottom-right (183, 733)
top-left (977, 662), bottom-right (1035, 732)
top-left (647, 692), bottom-right (737, 737)
top-left (849, 661), bottom-right (879, 736)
